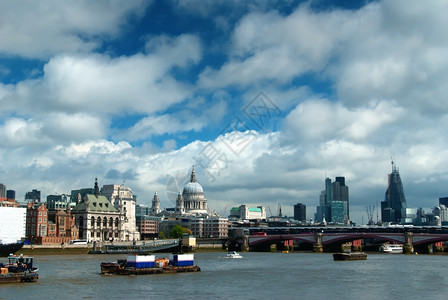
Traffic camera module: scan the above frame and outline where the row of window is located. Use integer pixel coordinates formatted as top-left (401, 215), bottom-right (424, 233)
top-left (27, 210), bottom-right (47, 216)
top-left (89, 216), bottom-right (120, 228)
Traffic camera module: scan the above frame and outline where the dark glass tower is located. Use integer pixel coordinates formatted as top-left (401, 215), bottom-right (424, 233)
top-left (294, 203), bottom-right (306, 222)
top-left (381, 161), bottom-right (407, 223)
top-left (315, 177), bottom-right (349, 223)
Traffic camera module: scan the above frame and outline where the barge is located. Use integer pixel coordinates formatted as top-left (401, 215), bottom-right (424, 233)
top-left (333, 252), bottom-right (367, 261)
top-left (0, 242), bottom-right (23, 257)
top-left (0, 254), bottom-right (39, 283)
top-left (101, 254), bottom-right (200, 275)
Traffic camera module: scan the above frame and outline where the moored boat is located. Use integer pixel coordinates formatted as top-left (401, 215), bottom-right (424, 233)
top-left (0, 241), bottom-right (23, 257)
top-left (226, 251), bottom-right (243, 259)
top-left (0, 254), bottom-right (39, 284)
top-left (333, 252), bottom-right (367, 261)
top-left (379, 244), bottom-right (403, 254)
top-left (101, 254), bottom-right (200, 275)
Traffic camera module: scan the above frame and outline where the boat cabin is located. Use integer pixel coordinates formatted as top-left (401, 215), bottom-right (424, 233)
top-left (6, 255), bottom-right (34, 271)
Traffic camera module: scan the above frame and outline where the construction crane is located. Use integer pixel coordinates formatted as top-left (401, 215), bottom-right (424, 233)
top-left (221, 204), bottom-right (229, 217)
top-left (268, 206), bottom-right (273, 217)
top-left (366, 205), bottom-right (375, 225)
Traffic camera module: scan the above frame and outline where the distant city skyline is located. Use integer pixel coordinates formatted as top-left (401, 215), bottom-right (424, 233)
top-left (2, 158), bottom-right (445, 225)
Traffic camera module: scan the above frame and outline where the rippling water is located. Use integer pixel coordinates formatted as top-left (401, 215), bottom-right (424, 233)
top-left (2, 252), bottom-right (448, 299)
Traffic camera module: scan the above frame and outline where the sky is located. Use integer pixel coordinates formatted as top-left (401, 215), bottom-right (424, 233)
top-left (1, 0), bottom-right (448, 225)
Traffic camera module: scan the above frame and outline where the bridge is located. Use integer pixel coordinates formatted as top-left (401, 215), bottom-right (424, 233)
top-left (228, 226), bottom-right (448, 253)
top-left (94, 239), bottom-right (180, 254)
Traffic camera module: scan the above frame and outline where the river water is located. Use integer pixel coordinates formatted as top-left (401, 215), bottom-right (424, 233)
top-left (2, 252), bottom-right (448, 300)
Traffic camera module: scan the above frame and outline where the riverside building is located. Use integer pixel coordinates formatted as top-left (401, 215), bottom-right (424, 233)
top-left (101, 184), bottom-right (140, 241)
top-left (71, 179), bottom-right (122, 243)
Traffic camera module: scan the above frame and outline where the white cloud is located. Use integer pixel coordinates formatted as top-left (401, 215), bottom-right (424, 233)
top-left (0, 0), bottom-right (151, 58)
top-left (125, 114), bottom-right (204, 141)
top-left (43, 112), bottom-right (107, 142)
top-left (57, 139), bottom-right (132, 159)
top-left (0, 118), bottom-right (49, 147)
top-left (1, 33), bottom-right (202, 116)
top-left (198, 4), bottom-right (350, 88)
top-left (284, 99), bottom-right (403, 143)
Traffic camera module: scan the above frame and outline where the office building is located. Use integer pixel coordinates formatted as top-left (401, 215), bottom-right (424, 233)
top-left (293, 203), bottom-right (306, 222)
top-left (315, 177), bottom-right (349, 224)
top-left (381, 161), bottom-right (407, 223)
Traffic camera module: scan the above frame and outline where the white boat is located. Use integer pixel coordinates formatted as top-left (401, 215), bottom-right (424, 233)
top-left (226, 251), bottom-right (243, 259)
top-left (379, 244), bottom-right (403, 253)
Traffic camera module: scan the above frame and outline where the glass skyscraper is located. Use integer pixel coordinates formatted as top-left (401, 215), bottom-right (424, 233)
top-left (315, 177), bottom-right (349, 224)
top-left (381, 161), bottom-right (407, 223)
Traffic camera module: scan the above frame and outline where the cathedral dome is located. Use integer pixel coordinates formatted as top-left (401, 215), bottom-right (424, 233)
top-left (180, 166), bottom-right (207, 215)
top-left (183, 181), bottom-right (204, 194)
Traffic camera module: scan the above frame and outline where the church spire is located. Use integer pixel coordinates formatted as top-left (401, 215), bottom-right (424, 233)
top-left (94, 178), bottom-right (99, 198)
top-left (190, 165), bottom-right (197, 183)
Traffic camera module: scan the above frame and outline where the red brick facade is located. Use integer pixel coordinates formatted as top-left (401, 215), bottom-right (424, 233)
top-left (26, 203), bottom-right (79, 244)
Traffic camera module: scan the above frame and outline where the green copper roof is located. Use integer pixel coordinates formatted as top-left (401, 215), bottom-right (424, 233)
top-left (72, 194), bottom-right (118, 213)
top-left (248, 208), bottom-right (262, 212)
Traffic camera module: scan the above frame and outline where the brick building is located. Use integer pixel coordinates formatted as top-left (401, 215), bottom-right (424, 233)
top-left (26, 202), bottom-right (79, 244)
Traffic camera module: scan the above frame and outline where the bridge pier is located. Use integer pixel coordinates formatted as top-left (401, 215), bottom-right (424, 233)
top-left (434, 242), bottom-right (444, 252)
top-left (241, 235), bottom-right (249, 252)
top-left (313, 232), bottom-right (323, 253)
top-left (404, 232), bottom-right (414, 254)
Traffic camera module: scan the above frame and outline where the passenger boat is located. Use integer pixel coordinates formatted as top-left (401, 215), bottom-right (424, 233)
top-left (0, 241), bottom-right (23, 257)
top-left (379, 244), bottom-right (403, 254)
top-left (101, 254), bottom-right (200, 275)
top-left (0, 254), bottom-right (39, 283)
top-left (226, 251), bottom-right (243, 259)
top-left (333, 252), bottom-right (367, 261)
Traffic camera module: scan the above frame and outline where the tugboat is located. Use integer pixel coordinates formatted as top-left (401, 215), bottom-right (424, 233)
top-left (0, 254), bottom-right (39, 283)
top-left (101, 254), bottom-right (200, 275)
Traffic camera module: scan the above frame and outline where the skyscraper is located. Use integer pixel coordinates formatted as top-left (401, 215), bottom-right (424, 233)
top-left (381, 160), bottom-right (407, 223)
top-left (315, 177), bottom-right (349, 224)
top-left (0, 183), bottom-right (6, 198)
top-left (294, 203), bottom-right (306, 222)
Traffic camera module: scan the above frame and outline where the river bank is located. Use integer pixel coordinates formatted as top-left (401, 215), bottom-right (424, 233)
top-left (16, 243), bottom-right (227, 255)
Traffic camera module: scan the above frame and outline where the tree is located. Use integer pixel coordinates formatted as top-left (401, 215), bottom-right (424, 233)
top-left (169, 225), bottom-right (185, 239)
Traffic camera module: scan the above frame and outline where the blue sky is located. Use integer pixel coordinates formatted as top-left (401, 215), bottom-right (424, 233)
top-left (1, 0), bottom-right (448, 224)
